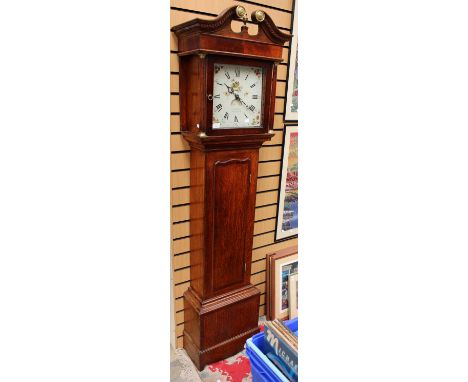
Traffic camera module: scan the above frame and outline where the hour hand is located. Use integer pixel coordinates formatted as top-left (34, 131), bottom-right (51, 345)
top-left (224, 83), bottom-right (234, 94)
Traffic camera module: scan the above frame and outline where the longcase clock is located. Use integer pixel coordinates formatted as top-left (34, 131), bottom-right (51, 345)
top-left (171, 6), bottom-right (290, 370)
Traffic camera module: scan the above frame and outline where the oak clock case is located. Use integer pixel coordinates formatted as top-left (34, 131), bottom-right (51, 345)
top-left (172, 6), bottom-right (290, 370)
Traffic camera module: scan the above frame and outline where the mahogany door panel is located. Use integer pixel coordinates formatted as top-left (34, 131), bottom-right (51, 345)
top-left (212, 157), bottom-right (250, 291)
top-left (204, 150), bottom-right (258, 297)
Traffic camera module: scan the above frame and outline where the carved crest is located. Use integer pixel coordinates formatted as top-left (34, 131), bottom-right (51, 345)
top-left (171, 6), bottom-right (291, 46)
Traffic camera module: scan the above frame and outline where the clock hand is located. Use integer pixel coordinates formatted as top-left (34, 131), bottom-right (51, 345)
top-left (233, 92), bottom-right (246, 105)
top-left (232, 91), bottom-right (255, 115)
top-left (224, 83), bottom-right (234, 95)
top-left (235, 94), bottom-right (251, 111)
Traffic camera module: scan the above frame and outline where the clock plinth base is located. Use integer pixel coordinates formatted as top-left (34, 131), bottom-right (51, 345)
top-left (183, 285), bottom-right (260, 370)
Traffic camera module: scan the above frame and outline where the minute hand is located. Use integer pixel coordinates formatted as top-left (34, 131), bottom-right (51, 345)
top-left (234, 93), bottom-right (250, 109)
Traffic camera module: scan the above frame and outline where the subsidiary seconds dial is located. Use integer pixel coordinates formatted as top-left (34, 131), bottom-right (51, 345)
top-left (212, 63), bottom-right (263, 129)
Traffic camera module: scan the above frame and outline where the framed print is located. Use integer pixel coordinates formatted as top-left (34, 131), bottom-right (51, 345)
top-left (284, 0), bottom-right (298, 121)
top-left (288, 272), bottom-right (298, 319)
top-left (266, 246), bottom-right (298, 320)
top-left (275, 125), bottom-right (298, 240)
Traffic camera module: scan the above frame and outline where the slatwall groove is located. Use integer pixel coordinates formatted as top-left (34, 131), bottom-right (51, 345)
top-left (170, 6), bottom-right (216, 16)
top-left (170, 0), bottom-right (297, 348)
top-left (173, 253), bottom-right (190, 271)
top-left (173, 218), bottom-right (190, 224)
top-left (172, 197), bottom-right (279, 224)
top-left (172, 201), bottom-right (279, 224)
top-left (170, 3), bottom-right (292, 30)
top-left (253, 229), bottom-right (275, 237)
top-left (237, 0), bottom-right (293, 13)
top-left (173, 235), bottom-right (190, 241)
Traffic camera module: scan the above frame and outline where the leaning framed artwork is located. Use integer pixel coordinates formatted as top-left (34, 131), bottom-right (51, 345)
top-left (266, 246), bottom-right (298, 321)
top-left (284, 0), bottom-right (298, 121)
top-left (288, 272), bottom-right (298, 319)
top-left (275, 125), bottom-right (298, 240)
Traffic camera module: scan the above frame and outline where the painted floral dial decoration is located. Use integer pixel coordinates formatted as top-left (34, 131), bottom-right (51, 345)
top-left (212, 63), bottom-right (263, 129)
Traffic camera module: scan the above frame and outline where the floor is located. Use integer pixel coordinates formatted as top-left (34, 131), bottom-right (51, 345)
top-left (170, 346), bottom-right (252, 382)
top-left (170, 346), bottom-right (202, 382)
top-left (171, 317), bottom-right (265, 382)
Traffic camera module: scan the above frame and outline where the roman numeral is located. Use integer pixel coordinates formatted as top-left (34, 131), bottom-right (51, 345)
top-left (214, 94), bottom-right (220, 98)
top-left (216, 104), bottom-right (222, 112)
top-left (225, 72), bottom-right (230, 79)
top-left (235, 68), bottom-right (240, 77)
top-left (245, 74), bottom-right (249, 80)
top-left (224, 112), bottom-right (229, 120)
top-left (249, 105), bottom-right (255, 111)
top-left (216, 81), bottom-right (223, 86)
top-left (234, 116), bottom-right (238, 122)
top-left (250, 83), bottom-right (256, 88)
top-left (244, 113), bottom-right (248, 119)
top-left (252, 95), bottom-right (258, 99)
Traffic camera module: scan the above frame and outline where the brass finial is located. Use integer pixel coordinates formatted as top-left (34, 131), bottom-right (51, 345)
top-left (236, 5), bottom-right (247, 19)
top-left (254, 10), bottom-right (265, 22)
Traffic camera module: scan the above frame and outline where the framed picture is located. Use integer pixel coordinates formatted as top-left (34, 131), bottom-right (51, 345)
top-left (288, 272), bottom-right (298, 319)
top-left (266, 246), bottom-right (298, 320)
top-left (284, 0), bottom-right (298, 121)
top-left (275, 125), bottom-right (298, 240)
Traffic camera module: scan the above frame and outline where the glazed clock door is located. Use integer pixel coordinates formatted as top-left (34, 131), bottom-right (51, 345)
top-left (204, 149), bottom-right (258, 298)
top-left (212, 63), bottom-right (264, 129)
top-left (206, 56), bottom-right (274, 136)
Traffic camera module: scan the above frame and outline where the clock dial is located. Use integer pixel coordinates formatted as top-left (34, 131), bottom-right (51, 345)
top-left (212, 64), bottom-right (263, 129)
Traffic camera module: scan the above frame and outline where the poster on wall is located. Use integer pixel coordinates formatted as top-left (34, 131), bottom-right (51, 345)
top-left (275, 125), bottom-right (298, 240)
top-left (285, 0), bottom-right (298, 121)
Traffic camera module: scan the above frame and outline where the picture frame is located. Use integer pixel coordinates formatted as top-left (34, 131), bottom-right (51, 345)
top-left (275, 125), bottom-right (298, 241)
top-left (288, 272), bottom-right (298, 319)
top-left (284, 0), bottom-right (298, 121)
top-left (266, 246), bottom-right (298, 320)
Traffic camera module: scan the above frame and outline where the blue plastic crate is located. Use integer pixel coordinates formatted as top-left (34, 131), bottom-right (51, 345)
top-left (246, 318), bottom-right (298, 382)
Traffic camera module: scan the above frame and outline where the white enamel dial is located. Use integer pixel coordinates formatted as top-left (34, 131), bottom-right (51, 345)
top-left (212, 63), bottom-right (263, 129)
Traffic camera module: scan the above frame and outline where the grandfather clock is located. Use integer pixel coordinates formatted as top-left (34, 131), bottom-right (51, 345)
top-left (172, 6), bottom-right (290, 369)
